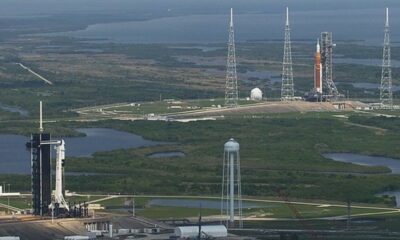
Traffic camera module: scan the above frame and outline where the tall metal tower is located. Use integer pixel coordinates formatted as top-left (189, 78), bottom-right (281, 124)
top-left (225, 8), bottom-right (239, 107)
top-left (221, 138), bottom-right (242, 228)
top-left (281, 7), bottom-right (295, 101)
top-left (321, 32), bottom-right (339, 99)
top-left (31, 101), bottom-right (51, 216)
top-left (380, 8), bottom-right (393, 109)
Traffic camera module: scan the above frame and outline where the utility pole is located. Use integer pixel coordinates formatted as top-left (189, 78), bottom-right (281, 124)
top-left (347, 199), bottom-right (351, 230)
top-left (132, 194), bottom-right (135, 217)
top-left (7, 184), bottom-right (10, 215)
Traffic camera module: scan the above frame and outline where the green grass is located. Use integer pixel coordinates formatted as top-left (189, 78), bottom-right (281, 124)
top-left (43, 114), bottom-right (400, 205)
top-left (138, 206), bottom-right (219, 219)
top-left (105, 98), bottom-right (258, 115)
top-left (2, 113), bottom-right (400, 205)
top-left (0, 196), bottom-right (31, 209)
top-left (70, 195), bottom-right (394, 219)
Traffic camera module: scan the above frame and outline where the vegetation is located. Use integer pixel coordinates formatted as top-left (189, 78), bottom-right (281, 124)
top-left (2, 113), bottom-right (397, 206)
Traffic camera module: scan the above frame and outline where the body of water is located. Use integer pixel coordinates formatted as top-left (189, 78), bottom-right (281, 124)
top-left (334, 58), bottom-right (400, 68)
top-left (0, 103), bottom-right (29, 117)
top-left (323, 153), bottom-right (400, 174)
top-left (336, 82), bottom-right (400, 91)
top-left (45, 7), bottom-right (400, 45)
top-left (0, 128), bottom-right (162, 174)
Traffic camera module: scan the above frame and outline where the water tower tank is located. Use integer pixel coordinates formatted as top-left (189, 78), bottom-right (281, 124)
top-left (224, 138), bottom-right (239, 152)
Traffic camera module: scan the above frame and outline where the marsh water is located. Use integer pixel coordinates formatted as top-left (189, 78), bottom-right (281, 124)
top-left (0, 128), bottom-right (162, 174)
top-left (323, 153), bottom-right (400, 174)
top-left (0, 103), bottom-right (29, 117)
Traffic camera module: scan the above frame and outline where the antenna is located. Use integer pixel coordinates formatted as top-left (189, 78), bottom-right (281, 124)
top-left (39, 101), bottom-right (43, 133)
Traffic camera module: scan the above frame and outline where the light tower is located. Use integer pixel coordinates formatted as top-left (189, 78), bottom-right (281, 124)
top-left (281, 7), bottom-right (295, 101)
top-left (380, 7), bottom-right (393, 109)
top-left (225, 8), bottom-right (239, 108)
top-left (221, 138), bottom-right (242, 228)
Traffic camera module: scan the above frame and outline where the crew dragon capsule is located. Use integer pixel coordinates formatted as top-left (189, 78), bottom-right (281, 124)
top-left (314, 39), bottom-right (322, 94)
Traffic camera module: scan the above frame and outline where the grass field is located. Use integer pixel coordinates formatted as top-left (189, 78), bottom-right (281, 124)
top-left (2, 111), bottom-right (400, 206)
top-left (2, 194), bottom-right (395, 221)
top-left (102, 98), bottom-right (258, 116)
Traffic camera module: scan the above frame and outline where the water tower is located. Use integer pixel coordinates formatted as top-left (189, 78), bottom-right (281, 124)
top-left (220, 138), bottom-right (242, 228)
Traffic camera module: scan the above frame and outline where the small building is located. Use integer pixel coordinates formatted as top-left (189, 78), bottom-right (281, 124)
top-left (174, 225), bottom-right (228, 239)
top-left (64, 236), bottom-right (90, 240)
top-left (250, 88), bottom-right (263, 101)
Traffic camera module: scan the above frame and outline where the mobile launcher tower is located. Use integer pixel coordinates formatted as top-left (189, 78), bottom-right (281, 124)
top-left (220, 138), bottom-right (243, 228)
top-left (30, 101), bottom-right (52, 216)
top-left (28, 102), bottom-right (85, 217)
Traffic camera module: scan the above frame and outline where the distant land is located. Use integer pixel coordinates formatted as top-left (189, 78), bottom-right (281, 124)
top-left (0, 0), bottom-right (400, 44)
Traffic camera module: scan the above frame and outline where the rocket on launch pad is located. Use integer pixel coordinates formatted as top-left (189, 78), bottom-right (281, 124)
top-left (314, 39), bottom-right (322, 94)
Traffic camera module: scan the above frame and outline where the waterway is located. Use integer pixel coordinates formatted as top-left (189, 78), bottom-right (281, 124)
top-left (44, 7), bottom-right (400, 45)
top-left (0, 128), bottom-right (163, 174)
top-left (324, 153), bottom-right (400, 207)
top-left (0, 103), bottom-right (29, 117)
top-left (323, 153), bottom-right (400, 174)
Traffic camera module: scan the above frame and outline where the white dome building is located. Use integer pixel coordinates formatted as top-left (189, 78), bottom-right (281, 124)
top-left (250, 87), bottom-right (263, 101)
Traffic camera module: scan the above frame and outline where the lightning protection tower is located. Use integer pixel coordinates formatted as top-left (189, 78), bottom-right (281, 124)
top-left (380, 7), bottom-right (393, 109)
top-left (281, 7), bottom-right (295, 101)
top-left (321, 32), bottom-right (339, 100)
top-left (225, 8), bottom-right (239, 108)
top-left (221, 138), bottom-right (242, 228)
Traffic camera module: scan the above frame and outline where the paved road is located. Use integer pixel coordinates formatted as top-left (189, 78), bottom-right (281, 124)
top-left (17, 63), bottom-right (53, 85)
top-left (67, 193), bottom-right (400, 220)
top-left (0, 202), bottom-right (24, 212)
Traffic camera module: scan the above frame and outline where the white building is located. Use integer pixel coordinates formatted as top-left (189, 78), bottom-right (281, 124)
top-left (174, 225), bottom-right (228, 239)
top-left (0, 186), bottom-right (20, 197)
top-left (250, 88), bottom-right (263, 101)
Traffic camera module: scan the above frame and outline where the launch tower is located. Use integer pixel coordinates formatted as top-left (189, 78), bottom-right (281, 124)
top-left (31, 101), bottom-right (51, 216)
top-left (321, 32), bottom-right (339, 99)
